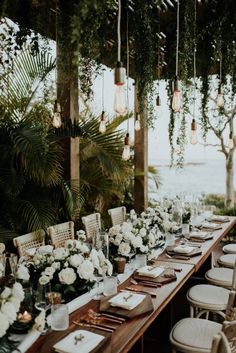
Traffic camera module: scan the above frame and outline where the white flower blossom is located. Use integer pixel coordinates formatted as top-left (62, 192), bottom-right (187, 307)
top-left (53, 248), bottom-right (68, 260)
top-left (0, 287), bottom-right (11, 299)
top-left (77, 260), bottom-right (94, 281)
top-left (58, 268), bottom-right (76, 285)
top-left (17, 264), bottom-right (30, 281)
top-left (39, 274), bottom-right (50, 285)
top-left (69, 254), bottom-right (83, 268)
top-left (118, 242), bottom-right (131, 257)
top-left (0, 312), bottom-right (10, 337)
top-left (1, 302), bottom-right (17, 324)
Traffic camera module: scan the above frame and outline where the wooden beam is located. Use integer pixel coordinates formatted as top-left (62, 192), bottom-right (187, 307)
top-left (134, 82), bottom-right (148, 213)
top-left (57, 2), bottom-right (79, 188)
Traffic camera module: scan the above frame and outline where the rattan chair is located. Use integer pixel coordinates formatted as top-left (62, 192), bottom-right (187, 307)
top-left (47, 221), bottom-right (74, 248)
top-left (218, 254), bottom-right (236, 269)
top-left (222, 244), bottom-right (236, 255)
top-left (170, 291), bottom-right (236, 353)
top-left (211, 332), bottom-right (231, 353)
top-left (108, 206), bottom-right (126, 226)
top-left (13, 230), bottom-right (45, 258)
top-left (81, 213), bottom-right (101, 242)
top-left (187, 260), bottom-right (236, 320)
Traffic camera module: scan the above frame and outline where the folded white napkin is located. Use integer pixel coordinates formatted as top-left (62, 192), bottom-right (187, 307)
top-left (109, 291), bottom-right (145, 310)
top-left (53, 330), bottom-right (105, 353)
top-left (38, 245), bottom-right (54, 254)
top-left (202, 222), bottom-right (221, 229)
top-left (173, 245), bottom-right (194, 254)
top-left (207, 215), bottom-right (229, 222)
top-left (137, 266), bottom-right (164, 278)
top-left (189, 231), bottom-right (209, 239)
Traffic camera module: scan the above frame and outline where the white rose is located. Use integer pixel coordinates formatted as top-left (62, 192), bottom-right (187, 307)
top-left (51, 261), bottom-right (61, 271)
top-left (118, 242), bottom-right (131, 257)
top-left (53, 248), bottom-right (68, 260)
top-left (140, 245), bottom-right (149, 253)
top-left (38, 245), bottom-right (53, 254)
top-left (12, 282), bottom-right (24, 301)
top-left (132, 236), bottom-right (143, 249)
top-left (78, 260), bottom-right (94, 281)
top-left (39, 275), bottom-right (50, 285)
top-left (76, 230), bottom-right (86, 241)
top-left (0, 312), bottom-right (10, 337)
top-left (1, 302), bottom-right (17, 324)
top-left (78, 244), bottom-right (90, 253)
top-left (105, 259), bottom-right (113, 276)
top-left (121, 222), bottom-right (133, 233)
top-left (64, 239), bottom-right (74, 249)
top-left (44, 266), bottom-right (55, 278)
top-left (148, 233), bottom-right (155, 247)
top-left (58, 268), bottom-right (76, 285)
top-left (109, 225), bottom-right (121, 236)
top-left (139, 228), bottom-right (147, 237)
top-left (0, 243), bottom-right (5, 254)
top-left (33, 310), bottom-right (45, 332)
top-left (98, 250), bottom-right (106, 263)
top-left (17, 264), bottom-right (30, 281)
top-left (0, 287), bottom-right (11, 299)
top-left (69, 254), bottom-right (83, 268)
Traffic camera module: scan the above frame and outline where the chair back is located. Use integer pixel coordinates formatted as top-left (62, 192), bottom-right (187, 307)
top-left (81, 213), bottom-right (101, 242)
top-left (13, 230), bottom-right (45, 258)
top-left (232, 260), bottom-right (236, 290)
top-left (211, 333), bottom-right (231, 353)
top-left (225, 291), bottom-right (236, 321)
top-left (222, 320), bottom-right (236, 352)
top-left (108, 206), bottom-right (126, 226)
top-left (47, 221), bottom-right (74, 248)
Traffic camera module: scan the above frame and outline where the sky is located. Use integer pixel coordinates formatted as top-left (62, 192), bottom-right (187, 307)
top-left (91, 66), bottom-right (228, 165)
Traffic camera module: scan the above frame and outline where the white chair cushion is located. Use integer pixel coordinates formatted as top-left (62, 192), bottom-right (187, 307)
top-left (187, 284), bottom-right (230, 309)
top-left (223, 244), bottom-right (236, 254)
top-left (205, 267), bottom-right (233, 288)
top-left (218, 254), bottom-right (236, 268)
top-left (170, 318), bottom-right (222, 351)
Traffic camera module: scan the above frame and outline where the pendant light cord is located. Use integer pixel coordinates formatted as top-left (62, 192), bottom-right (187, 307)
top-left (117, 0), bottom-right (121, 62)
top-left (175, 0), bottom-right (180, 77)
top-left (157, 8), bottom-right (160, 94)
top-left (193, 0), bottom-right (196, 118)
top-left (102, 71), bottom-right (105, 111)
top-left (55, 0), bottom-right (58, 94)
top-left (126, 2), bottom-right (129, 132)
top-left (219, 54), bottom-right (222, 83)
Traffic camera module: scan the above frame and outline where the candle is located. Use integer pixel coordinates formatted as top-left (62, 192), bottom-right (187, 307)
top-left (18, 310), bottom-right (32, 324)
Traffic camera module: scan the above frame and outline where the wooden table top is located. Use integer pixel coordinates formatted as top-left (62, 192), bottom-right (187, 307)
top-left (158, 216), bottom-right (236, 271)
top-left (25, 217), bottom-right (236, 353)
top-left (26, 261), bottom-right (194, 353)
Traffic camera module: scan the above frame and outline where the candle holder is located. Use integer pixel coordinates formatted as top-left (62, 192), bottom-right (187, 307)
top-left (11, 286), bottom-right (34, 333)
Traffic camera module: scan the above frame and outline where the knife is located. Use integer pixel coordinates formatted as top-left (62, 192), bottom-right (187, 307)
top-left (100, 313), bottom-right (126, 322)
top-left (121, 287), bottom-right (157, 298)
top-left (73, 321), bottom-right (114, 333)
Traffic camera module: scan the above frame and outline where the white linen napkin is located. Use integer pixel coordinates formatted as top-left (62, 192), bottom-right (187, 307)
top-left (53, 330), bottom-right (105, 353)
top-left (137, 266), bottom-right (164, 278)
top-left (189, 231), bottom-right (209, 239)
top-left (109, 291), bottom-right (145, 310)
top-left (13, 330), bottom-right (41, 353)
top-left (202, 221), bottom-right (222, 229)
top-left (207, 215), bottom-right (229, 222)
top-left (173, 245), bottom-right (194, 254)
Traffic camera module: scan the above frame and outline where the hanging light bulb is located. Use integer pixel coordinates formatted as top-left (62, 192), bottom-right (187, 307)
top-left (122, 133), bottom-right (130, 160)
top-left (114, 85), bottom-right (127, 115)
top-left (53, 100), bottom-right (62, 128)
top-left (99, 111), bottom-right (106, 133)
top-left (156, 95), bottom-right (161, 107)
top-left (172, 0), bottom-right (182, 113)
top-left (114, 0), bottom-right (127, 115)
top-left (228, 132), bottom-right (234, 149)
top-left (172, 76), bottom-right (182, 112)
top-left (216, 85), bottom-right (224, 108)
top-left (190, 118), bottom-right (197, 145)
top-left (134, 113), bottom-right (141, 131)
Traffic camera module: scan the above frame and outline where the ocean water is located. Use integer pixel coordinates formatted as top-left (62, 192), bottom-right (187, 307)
top-left (148, 158), bottom-right (236, 199)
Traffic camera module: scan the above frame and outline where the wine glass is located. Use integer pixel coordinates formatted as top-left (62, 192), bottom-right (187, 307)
top-left (93, 275), bottom-right (103, 300)
top-left (34, 283), bottom-right (51, 332)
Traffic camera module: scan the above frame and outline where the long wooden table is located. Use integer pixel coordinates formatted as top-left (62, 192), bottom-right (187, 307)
top-left (158, 216), bottom-right (236, 271)
top-left (25, 217), bottom-right (236, 353)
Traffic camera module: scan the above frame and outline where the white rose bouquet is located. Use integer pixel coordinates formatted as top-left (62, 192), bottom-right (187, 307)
top-left (0, 279), bottom-right (24, 352)
top-left (23, 239), bottom-right (112, 303)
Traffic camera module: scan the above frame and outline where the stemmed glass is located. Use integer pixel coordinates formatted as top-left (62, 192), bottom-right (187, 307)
top-left (34, 283), bottom-right (52, 332)
top-left (93, 274), bottom-right (104, 300)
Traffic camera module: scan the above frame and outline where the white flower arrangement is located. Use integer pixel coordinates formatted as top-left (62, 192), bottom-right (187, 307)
top-left (22, 239), bottom-right (113, 302)
top-left (0, 281), bottom-right (24, 338)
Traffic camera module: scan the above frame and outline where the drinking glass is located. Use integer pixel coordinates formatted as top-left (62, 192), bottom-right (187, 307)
top-left (51, 304), bottom-right (69, 331)
top-left (34, 283), bottom-right (52, 332)
top-left (93, 275), bottom-right (103, 300)
top-left (103, 276), bottom-right (117, 296)
top-left (135, 254), bottom-right (147, 268)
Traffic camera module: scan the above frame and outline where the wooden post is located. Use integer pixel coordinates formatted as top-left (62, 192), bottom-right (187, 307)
top-left (134, 82), bottom-right (148, 213)
top-left (57, 2), bottom-right (79, 188)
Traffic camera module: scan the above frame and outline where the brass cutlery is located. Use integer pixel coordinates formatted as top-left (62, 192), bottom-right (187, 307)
top-left (87, 309), bottom-right (124, 324)
top-left (121, 287), bottom-right (157, 298)
top-left (73, 321), bottom-right (114, 333)
top-left (98, 312), bottom-right (125, 322)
